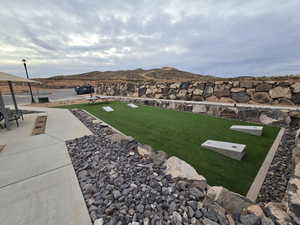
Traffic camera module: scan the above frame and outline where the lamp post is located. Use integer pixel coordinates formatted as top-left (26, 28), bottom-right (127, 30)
top-left (22, 59), bottom-right (35, 103)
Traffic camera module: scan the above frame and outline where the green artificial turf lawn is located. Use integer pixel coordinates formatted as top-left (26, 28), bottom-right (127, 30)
top-left (59, 101), bottom-right (280, 195)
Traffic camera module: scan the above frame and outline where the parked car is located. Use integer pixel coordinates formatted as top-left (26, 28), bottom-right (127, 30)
top-left (74, 85), bottom-right (95, 95)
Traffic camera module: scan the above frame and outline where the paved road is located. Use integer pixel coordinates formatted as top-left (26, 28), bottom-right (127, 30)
top-left (2, 88), bottom-right (78, 105)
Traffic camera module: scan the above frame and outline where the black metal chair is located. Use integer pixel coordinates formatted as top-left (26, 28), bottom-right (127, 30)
top-left (6, 109), bottom-right (23, 127)
top-left (0, 111), bottom-right (4, 129)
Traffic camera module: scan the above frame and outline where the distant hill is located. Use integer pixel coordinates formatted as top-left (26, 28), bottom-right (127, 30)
top-left (46, 67), bottom-right (214, 82)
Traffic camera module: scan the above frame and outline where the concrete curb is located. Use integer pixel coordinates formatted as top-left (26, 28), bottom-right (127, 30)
top-left (246, 128), bottom-right (285, 201)
top-left (81, 109), bottom-right (128, 137)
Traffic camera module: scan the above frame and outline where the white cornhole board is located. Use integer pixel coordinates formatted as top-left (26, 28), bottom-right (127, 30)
top-left (201, 140), bottom-right (246, 160)
top-left (128, 103), bottom-right (138, 108)
top-left (230, 125), bottom-right (263, 136)
top-left (102, 106), bottom-right (114, 112)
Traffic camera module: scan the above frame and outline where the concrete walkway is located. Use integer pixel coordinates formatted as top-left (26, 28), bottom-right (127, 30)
top-left (0, 107), bottom-right (93, 225)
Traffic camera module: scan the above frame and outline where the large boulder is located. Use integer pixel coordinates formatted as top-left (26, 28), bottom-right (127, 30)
top-left (164, 156), bottom-right (207, 189)
top-left (151, 150), bottom-right (168, 166)
top-left (137, 143), bottom-right (154, 157)
top-left (240, 81), bottom-right (253, 89)
top-left (206, 96), bottom-right (219, 102)
top-left (206, 186), bottom-right (254, 214)
top-left (252, 92), bottom-right (271, 104)
top-left (214, 84), bottom-right (231, 97)
top-left (177, 89), bottom-right (188, 100)
top-left (246, 205), bottom-right (265, 217)
top-left (215, 89), bottom-right (231, 97)
top-left (170, 82), bottom-right (180, 89)
top-left (138, 87), bottom-right (147, 97)
top-left (193, 89), bottom-right (203, 96)
top-left (180, 82), bottom-right (190, 89)
top-left (292, 83), bottom-right (300, 93)
top-left (256, 83), bottom-right (273, 92)
top-left (232, 92), bottom-right (250, 103)
top-left (108, 133), bottom-right (134, 145)
top-left (275, 98), bottom-right (295, 106)
top-left (219, 97), bottom-right (236, 103)
top-left (269, 87), bottom-right (292, 99)
top-left (232, 81), bottom-right (240, 87)
top-left (264, 202), bottom-right (291, 225)
top-left (203, 85), bottom-right (214, 97)
top-left (231, 88), bottom-right (245, 93)
top-left (286, 177), bottom-right (300, 224)
top-left (192, 95), bottom-right (204, 101)
top-left (192, 104), bottom-right (207, 113)
top-left (292, 93), bottom-right (300, 104)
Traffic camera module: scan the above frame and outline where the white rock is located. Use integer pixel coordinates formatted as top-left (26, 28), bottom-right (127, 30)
top-left (292, 82), bottom-right (300, 93)
top-left (164, 156), bottom-right (206, 188)
top-left (259, 114), bottom-right (277, 125)
top-left (137, 144), bottom-right (153, 156)
top-left (269, 86), bottom-right (292, 99)
top-left (94, 218), bottom-right (103, 225)
top-left (201, 140), bottom-right (246, 160)
top-left (264, 202), bottom-right (291, 225)
top-left (230, 125), bottom-right (263, 136)
top-left (92, 119), bottom-right (102, 124)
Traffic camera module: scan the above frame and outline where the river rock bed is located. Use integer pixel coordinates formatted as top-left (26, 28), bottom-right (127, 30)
top-left (68, 109), bottom-right (239, 225)
top-left (257, 128), bottom-right (296, 203)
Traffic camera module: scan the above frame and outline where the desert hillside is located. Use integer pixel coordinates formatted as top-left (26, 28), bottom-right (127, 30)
top-left (45, 67), bottom-right (214, 82)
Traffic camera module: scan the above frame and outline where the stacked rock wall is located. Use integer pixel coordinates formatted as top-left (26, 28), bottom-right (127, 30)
top-left (96, 80), bottom-right (300, 105)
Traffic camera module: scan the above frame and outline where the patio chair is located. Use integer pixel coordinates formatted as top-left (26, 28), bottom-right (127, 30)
top-left (0, 111), bottom-right (4, 129)
top-left (5, 108), bottom-right (23, 127)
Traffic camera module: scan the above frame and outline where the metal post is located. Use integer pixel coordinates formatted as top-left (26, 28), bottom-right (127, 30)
top-left (22, 60), bottom-right (35, 103)
top-left (8, 81), bottom-right (18, 113)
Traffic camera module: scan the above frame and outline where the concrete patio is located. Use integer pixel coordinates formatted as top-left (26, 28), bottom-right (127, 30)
top-left (0, 107), bottom-right (93, 225)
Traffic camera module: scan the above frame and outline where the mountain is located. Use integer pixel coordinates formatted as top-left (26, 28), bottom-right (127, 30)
top-left (46, 67), bottom-right (214, 82)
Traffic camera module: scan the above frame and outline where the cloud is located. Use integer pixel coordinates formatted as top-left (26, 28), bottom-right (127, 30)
top-left (0, 0), bottom-right (299, 77)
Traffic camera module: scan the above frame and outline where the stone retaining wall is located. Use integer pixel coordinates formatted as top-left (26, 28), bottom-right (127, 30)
top-left (96, 80), bottom-right (300, 106)
top-left (102, 96), bottom-right (300, 128)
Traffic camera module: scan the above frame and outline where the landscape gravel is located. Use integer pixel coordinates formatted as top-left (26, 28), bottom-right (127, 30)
top-left (257, 128), bottom-right (296, 203)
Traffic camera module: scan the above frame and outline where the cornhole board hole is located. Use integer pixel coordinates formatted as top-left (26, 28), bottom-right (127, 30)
top-left (102, 106), bottom-right (114, 112)
top-left (128, 103), bottom-right (138, 108)
top-left (201, 140), bottom-right (246, 160)
top-left (230, 125), bottom-right (263, 136)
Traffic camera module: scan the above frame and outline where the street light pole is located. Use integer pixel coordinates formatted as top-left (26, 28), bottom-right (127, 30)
top-left (22, 59), bottom-right (35, 103)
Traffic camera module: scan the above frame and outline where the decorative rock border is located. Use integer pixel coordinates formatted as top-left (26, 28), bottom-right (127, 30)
top-left (96, 80), bottom-right (300, 106)
top-left (67, 109), bottom-right (282, 225)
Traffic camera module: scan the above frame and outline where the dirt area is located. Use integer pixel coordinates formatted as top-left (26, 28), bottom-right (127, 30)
top-left (0, 84), bottom-right (52, 95)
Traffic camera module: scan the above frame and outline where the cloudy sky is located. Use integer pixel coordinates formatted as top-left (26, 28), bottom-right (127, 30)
top-left (0, 0), bottom-right (299, 78)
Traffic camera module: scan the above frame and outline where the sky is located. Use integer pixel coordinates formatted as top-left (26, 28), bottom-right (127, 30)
top-left (0, 0), bottom-right (300, 78)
